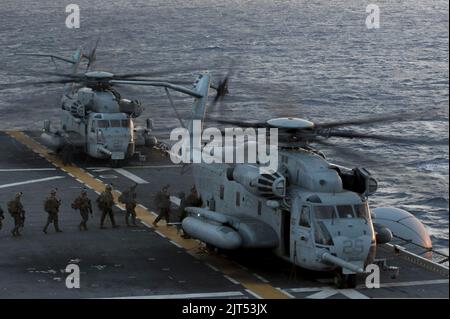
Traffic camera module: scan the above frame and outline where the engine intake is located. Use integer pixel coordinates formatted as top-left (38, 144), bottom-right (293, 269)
top-left (69, 101), bottom-right (86, 118)
top-left (231, 165), bottom-right (286, 199)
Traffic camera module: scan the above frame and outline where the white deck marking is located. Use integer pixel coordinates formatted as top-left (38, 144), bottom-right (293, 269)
top-left (290, 281), bottom-right (450, 299)
top-left (109, 291), bottom-right (244, 299)
top-left (154, 230), bottom-right (166, 238)
top-left (88, 168), bottom-right (111, 172)
top-left (0, 168), bottom-right (56, 172)
top-left (205, 263), bottom-right (220, 272)
top-left (113, 168), bottom-right (149, 184)
top-left (245, 289), bottom-right (263, 299)
top-left (276, 288), bottom-right (296, 299)
top-left (340, 289), bottom-right (370, 299)
top-left (140, 221), bottom-right (152, 228)
top-left (306, 289), bottom-right (338, 299)
top-left (124, 164), bottom-right (183, 169)
top-left (223, 275), bottom-right (240, 285)
top-left (87, 165), bottom-right (182, 171)
top-left (288, 287), bottom-right (324, 293)
top-left (378, 279), bottom-right (449, 288)
top-left (169, 240), bottom-right (183, 249)
top-left (0, 176), bottom-right (65, 189)
top-left (253, 273), bottom-right (270, 283)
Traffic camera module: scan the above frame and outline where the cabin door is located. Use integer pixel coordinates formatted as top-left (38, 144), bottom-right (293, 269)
top-left (281, 209), bottom-right (291, 257)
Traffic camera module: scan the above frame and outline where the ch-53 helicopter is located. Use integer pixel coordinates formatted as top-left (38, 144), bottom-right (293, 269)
top-left (6, 43), bottom-right (229, 166)
top-left (164, 74), bottom-right (447, 288)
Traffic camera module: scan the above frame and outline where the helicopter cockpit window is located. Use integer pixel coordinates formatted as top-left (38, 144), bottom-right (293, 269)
top-left (299, 206), bottom-right (311, 227)
top-left (110, 120), bottom-right (121, 128)
top-left (355, 203), bottom-right (370, 221)
top-left (97, 120), bottom-right (109, 128)
top-left (121, 120), bottom-right (130, 127)
top-left (313, 206), bottom-right (336, 220)
top-left (337, 205), bottom-right (355, 219)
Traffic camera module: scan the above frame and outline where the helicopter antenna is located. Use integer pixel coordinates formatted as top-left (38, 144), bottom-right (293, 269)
top-left (14, 53), bottom-right (76, 64)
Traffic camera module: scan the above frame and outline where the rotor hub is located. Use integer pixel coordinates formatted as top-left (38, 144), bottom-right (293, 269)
top-left (84, 71), bottom-right (114, 80)
top-left (266, 117), bottom-right (315, 129)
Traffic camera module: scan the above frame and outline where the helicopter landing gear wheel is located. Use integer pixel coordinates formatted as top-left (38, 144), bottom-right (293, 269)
top-left (111, 160), bottom-right (125, 168)
top-left (60, 144), bottom-right (74, 166)
top-left (345, 274), bottom-right (357, 288)
top-left (334, 272), bottom-right (357, 289)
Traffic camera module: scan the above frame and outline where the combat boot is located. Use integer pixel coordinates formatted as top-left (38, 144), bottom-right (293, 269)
top-left (55, 223), bottom-right (63, 233)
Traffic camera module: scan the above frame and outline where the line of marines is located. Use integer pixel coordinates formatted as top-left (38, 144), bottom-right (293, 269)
top-left (0, 183), bottom-right (201, 237)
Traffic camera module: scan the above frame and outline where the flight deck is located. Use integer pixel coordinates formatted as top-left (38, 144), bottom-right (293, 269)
top-left (0, 131), bottom-right (448, 299)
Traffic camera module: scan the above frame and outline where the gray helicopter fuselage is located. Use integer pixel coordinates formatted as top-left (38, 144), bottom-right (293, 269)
top-left (58, 89), bottom-right (134, 160)
top-left (191, 148), bottom-right (376, 273)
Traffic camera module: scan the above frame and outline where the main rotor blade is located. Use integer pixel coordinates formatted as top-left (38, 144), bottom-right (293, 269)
top-left (210, 59), bottom-right (235, 110)
top-left (316, 112), bottom-right (428, 129)
top-left (0, 79), bottom-right (79, 89)
top-left (312, 138), bottom-right (380, 166)
top-left (110, 80), bottom-right (202, 98)
top-left (15, 53), bottom-right (75, 64)
top-left (322, 130), bottom-right (449, 145)
top-left (207, 117), bottom-right (268, 128)
top-left (40, 71), bottom-right (85, 79)
top-left (86, 38), bottom-right (100, 70)
top-left (116, 65), bottom-right (207, 79)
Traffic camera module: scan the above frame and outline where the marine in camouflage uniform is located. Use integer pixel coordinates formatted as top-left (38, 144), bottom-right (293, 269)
top-left (8, 192), bottom-right (25, 237)
top-left (178, 192), bottom-right (187, 222)
top-left (119, 184), bottom-right (138, 227)
top-left (152, 184), bottom-right (171, 227)
top-left (177, 192), bottom-right (189, 238)
top-left (125, 193), bottom-right (138, 227)
top-left (180, 186), bottom-right (202, 239)
top-left (0, 206), bottom-right (5, 231)
top-left (43, 189), bottom-right (62, 234)
top-left (72, 189), bottom-right (93, 231)
top-left (185, 185), bottom-right (202, 208)
top-left (97, 184), bottom-right (118, 229)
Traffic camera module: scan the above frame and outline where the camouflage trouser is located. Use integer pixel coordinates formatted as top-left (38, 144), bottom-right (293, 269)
top-left (44, 212), bottom-right (61, 232)
top-left (79, 210), bottom-right (90, 230)
top-left (125, 209), bottom-right (137, 226)
top-left (154, 208), bottom-right (170, 225)
top-left (12, 215), bottom-right (22, 236)
top-left (100, 208), bottom-right (117, 227)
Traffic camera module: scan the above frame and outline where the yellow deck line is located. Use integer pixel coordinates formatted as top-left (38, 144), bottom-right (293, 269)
top-left (6, 131), bottom-right (290, 299)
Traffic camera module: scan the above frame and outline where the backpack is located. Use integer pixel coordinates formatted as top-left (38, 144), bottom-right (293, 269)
top-left (7, 200), bottom-right (17, 216)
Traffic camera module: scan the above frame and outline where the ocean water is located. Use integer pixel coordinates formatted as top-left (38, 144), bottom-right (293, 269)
top-left (0, 0), bottom-right (448, 251)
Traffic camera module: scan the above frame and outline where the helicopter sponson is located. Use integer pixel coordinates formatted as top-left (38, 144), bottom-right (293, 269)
top-left (182, 207), bottom-right (279, 250)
